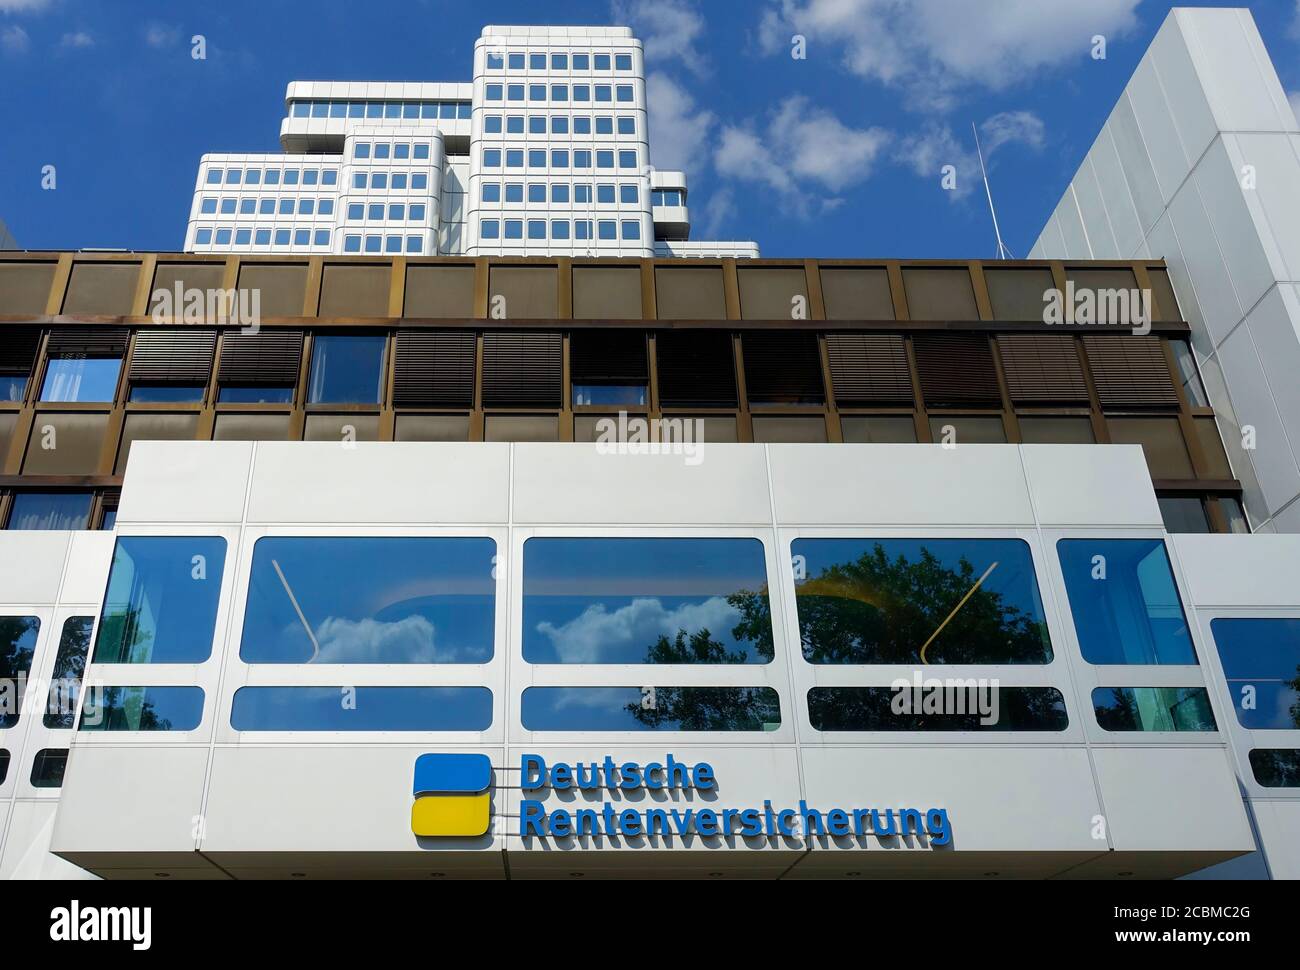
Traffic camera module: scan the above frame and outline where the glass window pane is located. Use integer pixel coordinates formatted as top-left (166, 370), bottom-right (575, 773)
top-left (1057, 538), bottom-right (1196, 665)
top-left (240, 537), bottom-right (496, 664)
top-left (30, 748), bottom-right (67, 788)
top-left (40, 357), bottom-right (122, 402)
top-left (0, 616), bottom-right (40, 728)
top-left (94, 537), bottom-right (228, 663)
top-left (522, 687), bottom-right (781, 731)
top-left (1158, 495), bottom-right (1211, 534)
top-left (43, 616), bottom-right (92, 729)
top-left (522, 538), bottom-right (773, 664)
top-left (7, 492), bottom-right (92, 531)
top-left (230, 686), bottom-right (491, 731)
top-left (217, 386), bottom-right (293, 404)
top-left (1092, 687), bottom-right (1217, 731)
top-left (928, 415), bottom-right (1006, 444)
top-left (1249, 749), bottom-right (1300, 787)
top-left (840, 415), bottom-right (917, 443)
top-left (129, 384), bottom-right (205, 403)
top-left (0, 750), bottom-right (7, 784)
top-left (1210, 618), bottom-right (1300, 729)
top-left (1017, 416), bottom-right (1095, 444)
top-left (809, 687), bottom-right (1068, 731)
top-left (80, 686), bottom-right (204, 731)
top-left (307, 334), bottom-right (386, 404)
top-left (793, 538), bottom-right (1051, 664)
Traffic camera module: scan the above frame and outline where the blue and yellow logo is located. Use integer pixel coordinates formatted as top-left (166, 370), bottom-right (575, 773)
top-left (411, 753), bottom-right (492, 837)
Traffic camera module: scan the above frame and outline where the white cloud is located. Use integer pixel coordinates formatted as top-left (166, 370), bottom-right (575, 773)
top-left (760, 0), bottom-right (1140, 110)
top-left (979, 110), bottom-right (1045, 155)
top-left (714, 95), bottom-right (890, 215)
top-left (894, 112), bottom-right (1045, 202)
top-left (59, 30), bottom-right (94, 49)
top-left (1, 23), bottom-right (28, 54)
top-left (144, 23), bottom-right (180, 48)
top-left (535, 596), bottom-right (739, 663)
top-left (296, 615), bottom-right (469, 664)
top-left (646, 71), bottom-right (715, 172)
top-left (699, 185), bottom-right (737, 238)
top-left (0, 0), bottom-right (50, 11)
top-left (613, 0), bottom-right (707, 74)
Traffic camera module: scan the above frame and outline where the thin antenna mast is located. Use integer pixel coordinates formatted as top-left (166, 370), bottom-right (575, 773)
top-left (973, 122), bottom-right (1013, 260)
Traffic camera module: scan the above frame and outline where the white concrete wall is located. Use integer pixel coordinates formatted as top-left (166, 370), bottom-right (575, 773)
top-left (1032, 7), bottom-right (1300, 534)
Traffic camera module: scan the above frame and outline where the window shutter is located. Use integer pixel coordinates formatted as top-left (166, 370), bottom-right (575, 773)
top-left (217, 330), bottom-right (304, 385)
top-left (996, 334), bottom-right (1088, 404)
top-left (1083, 335), bottom-right (1179, 408)
top-left (128, 329), bottom-right (217, 384)
top-left (44, 327), bottom-right (130, 357)
top-left (392, 330), bottom-right (476, 407)
top-left (826, 334), bottom-right (912, 404)
top-left (742, 331), bottom-right (824, 404)
top-left (912, 333), bottom-right (1001, 407)
top-left (655, 330), bottom-right (736, 407)
top-left (0, 327), bottom-right (41, 375)
top-left (482, 331), bottom-right (561, 406)
top-left (570, 330), bottom-right (648, 383)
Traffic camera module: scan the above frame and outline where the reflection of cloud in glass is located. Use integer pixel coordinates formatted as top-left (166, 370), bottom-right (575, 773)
top-left (535, 596), bottom-right (739, 663)
top-left (276, 615), bottom-right (468, 663)
top-left (550, 686), bottom-right (630, 711)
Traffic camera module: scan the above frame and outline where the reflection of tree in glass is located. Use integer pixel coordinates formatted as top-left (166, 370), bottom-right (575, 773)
top-left (1289, 665), bottom-right (1300, 729)
top-left (808, 687), bottom-right (1067, 732)
top-left (738, 545), bottom-right (1050, 664)
top-left (96, 607), bottom-right (153, 663)
top-left (1093, 687), bottom-right (1142, 732)
top-left (626, 616), bottom-right (778, 731)
top-left (0, 616), bottom-right (38, 725)
top-left (45, 618), bottom-right (93, 729)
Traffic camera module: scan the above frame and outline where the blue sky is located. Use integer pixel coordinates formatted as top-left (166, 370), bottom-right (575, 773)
top-left (1, 0), bottom-right (1297, 257)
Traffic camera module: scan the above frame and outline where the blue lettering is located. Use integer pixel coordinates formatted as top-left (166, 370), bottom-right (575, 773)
top-left (692, 762), bottom-right (715, 790)
top-left (520, 799), bottom-right (547, 836)
top-left (643, 763), bottom-right (664, 789)
top-left (552, 763), bottom-right (572, 789)
top-left (696, 809), bottom-right (719, 836)
top-left (618, 808), bottom-right (642, 835)
top-left (927, 808), bottom-right (952, 847)
top-left (549, 809), bottom-right (573, 837)
top-left (670, 809), bottom-right (694, 834)
top-left (739, 809), bottom-right (763, 837)
top-left (827, 809), bottom-right (850, 837)
top-left (520, 755), bottom-right (546, 790)
top-left (619, 762), bottom-right (641, 790)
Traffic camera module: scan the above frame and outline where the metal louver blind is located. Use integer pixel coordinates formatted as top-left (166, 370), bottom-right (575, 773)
top-left (655, 330), bottom-right (736, 408)
top-left (44, 327), bottom-right (130, 357)
top-left (996, 334), bottom-right (1088, 403)
top-left (912, 333), bottom-right (1001, 407)
top-left (128, 329), bottom-right (218, 384)
top-left (0, 328), bottom-right (41, 374)
top-left (482, 331), bottom-right (561, 407)
top-left (217, 330), bottom-right (303, 385)
top-left (742, 331), bottom-right (824, 404)
top-left (826, 333), bottom-right (912, 404)
top-left (570, 330), bottom-right (648, 383)
top-left (1083, 335), bottom-right (1179, 408)
top-left (392, 330), bottom-right (476, 407)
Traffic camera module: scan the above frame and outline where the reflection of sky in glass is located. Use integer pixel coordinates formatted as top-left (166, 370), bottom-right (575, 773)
top-left (793, 537), bottom-right (1049, 664)
top-left (1058, 539), bottom-right (1195, 665)
top-left (521, 686), bottom-right (779, 730)
top-left (80, 686), bottom-right (205, 732)
top-left (1211, 618), bottom-right (1300, 730)
top-left (240, 537), bottom-right (496, 664)
top-left (0, 616), bottom-right (39, 729)
top-left (230, 686), bottom-right (491, 731)
top-left (522, 538), bottom-right (769, 664)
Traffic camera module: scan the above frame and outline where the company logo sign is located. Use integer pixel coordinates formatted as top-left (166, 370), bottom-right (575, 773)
top-left (411, 753), bottom-right (492, 837)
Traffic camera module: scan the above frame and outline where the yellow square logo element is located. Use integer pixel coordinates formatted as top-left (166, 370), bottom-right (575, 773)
top-left (412, 754), bottom-right (492, 837)
top-left (412, 792), bottom-right (491, 837)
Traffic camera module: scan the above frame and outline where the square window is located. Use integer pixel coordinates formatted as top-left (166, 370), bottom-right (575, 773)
top-left (594, 54), bottom-right (610, 70)
top-left (299, 199), bottom-right (315, 215)
top-left (373, 144), bottom-right (390, 160)
top-left (551, 150), bottom-right (569, 168)
top-left (573, 84), bottom-right (590, 102)
top-left (483, 149), bottom-right (502, 167)
top-left (439, 102), bottom-right (456, 119)
top-left (41, 356), bottom-right (123, 402)
top-left (206, 169), bottom-right (222, 184)
top-left (216, 228), bottom-right (232, 244)
top-left (597, 184), bottom-right (615, 203)
top-left (369, 204), bottom-right (384, 220)
top-left (505, 183), bottom-right (524, 202)
top-left (365, 103), bottom-right (382, 118)
top-left (485, 115), bottom-right (502, 133)
top-left (255, 229), bottom-right (271, 245)
top-left (620, 184), bottom-right (638, 203)
top-left (552, 116), bottom-right (569, 134)
top-left (226, 169), bottom-right (242, 185)
top-left (598, 220), bottom-right (617, 240)
top-left (389, 204), bottom-right (405, 220)
top-left (527, 220), bottom-right (546, 240)
top-left (278, 199), bottom-right (293, 214)
top-left (384, 103), bottom-right (400, 119)
top-left (314, 229), bottom-right (330, 246)
top-left (595, 85), bottom-right (611, 102)
top-left (509, 52), bottom-right (525, 69)
top-left (573, 53), bottom-right (589, 70)
top-left (529, 115), bottom-right (546, 134)
top-left (458, 103), bottom-right (471, 119)
top-left (407, 236), bottom-right (423, 254)
top-left (319, 199), bottom-right (334, 215)
top-left (308, 334), bottom-right (386, 404)
top-left (619, 150), bottom-right (637, 168)
top-left (275, 229), bottom-right (291, 245)
top-left (322, 170), bottom-right (338, 185)
top-left (480, 219), bottom-right (500, 239)
top-left (264, 170), bottom-right (280, 185)
top-left (574, 150), bottom-right (592, 168)
top-left (394, 143), bottom-right (410, 159)
top-left (353, 173), bottom-right (366, 189)
top-left (303, 169), bottom-right (319, 185)
top-left (292, 102), bottom-right (310, 117)
top-left (617, 116), bottom-right (635, 135)
top-left (552, 53), bottom-right (568, 70)
top-left (507, 84), bottom-right (524, 101)
top-left (575, 220), bottom-right (592, 240)
top-left (311, 102), bottom-right (328, 118)
top-left (528, 183), bottom-right (547, 202)
top-left (487, 52), bottom-right (503, 69)
top-left (195, 228), bottom-right (212, 244)
top-left (596, 150), bottom-right (614, 169)
top-left (551, 220), bottom-right (570, 240)
top-left (220, 198), bottom-right (236, 214)
top-left (574, 117), bottom-right (591, 134)
top-left (245, 169), bottom-right (261, 185)
top-left (528, 149), bottom-right (546, 168)
top-left (411, 173), bottom-right (428, 189)
top-left (284, 169), bottom-right (300, 185)
top-left (621, 220), bottom-right (641, 240)
top-left (201, 198), bottom-right (217, 214)
top-left (294, 229), bottom-right (310, 245)
top-left (409, 204), bottom-right (426, 220)
top-left (575, 185), bottom-right (592, 203)
top-left (505, 220), bottom-right (523, 239)
top-left (356, 142), bottom-right (371, 159)
top-left (551, 84), bottom-right (568, 102)
top-left (596, 116), bottom-right (613, 134)
top-left (364, 236), bottom-right (381, 253)
top-left (616, 85), bottom-right (633, 102)
top-left (348, 203), bottom-right (364, 220)
top-left (482, 183), bottom-right (501, 202)
top-left (530, 53), bottom-right (546, 69)
top-left (551, 184), bottom-right (569, 203)
top-left (347, 102), bottom-right (363, 118)
top-left (386, 236), bottom-right (402, 253)
top-left (507, 115), bottom-right (525, 133)
top-left (403, 103), bottom-right (418, 119)
top-left (486, 83), bottom-right (503, 101)
top-left (235, 229), bottom-right (251, 245)
top-left (616, 54), bottom-right (633, 71)
top-left (506, 150), bottom-right (524, 168)
top-left (529, 84), bottom-right (546, 101)
top-left (392, 173), bottom-right (408, 189)
top-left (329, 102), bottom-right (346, 118)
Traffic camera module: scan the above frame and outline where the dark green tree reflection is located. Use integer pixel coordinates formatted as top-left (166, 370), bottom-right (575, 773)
top-left (0, 616), bottom-right (39, 728)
